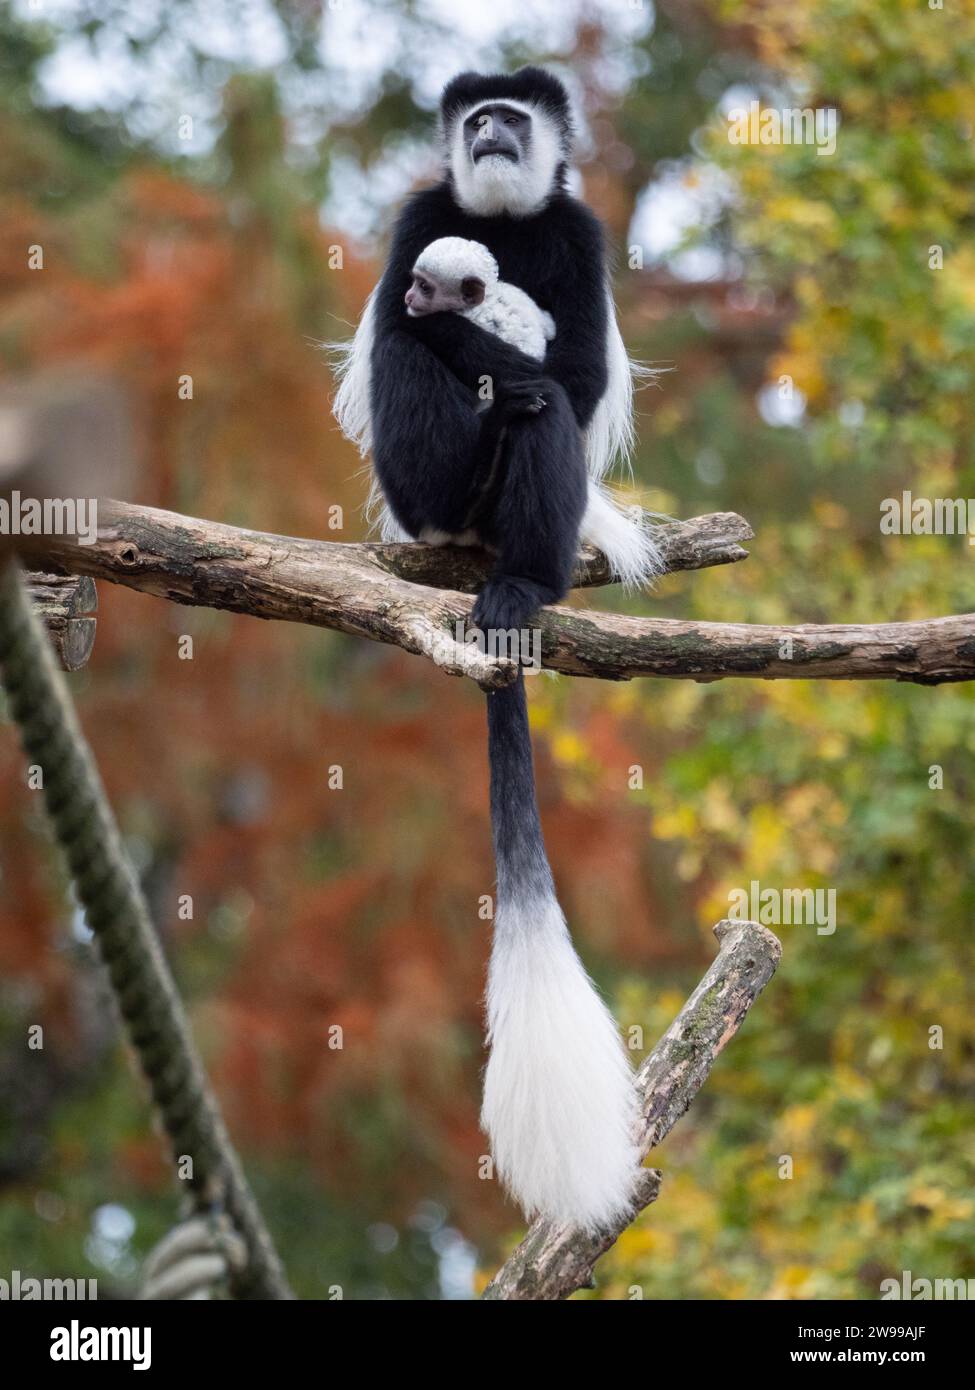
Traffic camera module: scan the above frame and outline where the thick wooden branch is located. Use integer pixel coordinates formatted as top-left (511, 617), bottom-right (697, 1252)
top-left (538, 608), bottom-right (975, 685)
top-left (25, 572), bottom-right (98, 671)
top-left (482, 919), bottom-right (782, 1301)
top-left (23, 499), bottom-right (975, 686)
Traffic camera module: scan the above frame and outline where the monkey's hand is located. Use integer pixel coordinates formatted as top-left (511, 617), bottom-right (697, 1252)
top-left (491, 377), bottom-right (552, 422)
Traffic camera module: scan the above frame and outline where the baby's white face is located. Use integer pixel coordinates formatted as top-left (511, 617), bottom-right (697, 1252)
top-left (405, 268), bottom-right (486, 317)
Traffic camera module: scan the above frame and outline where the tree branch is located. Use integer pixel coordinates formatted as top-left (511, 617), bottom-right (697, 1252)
top-left (482, 919), bottom-right (782, 1301)
top-left (23, 499), bottom-right (975, 687)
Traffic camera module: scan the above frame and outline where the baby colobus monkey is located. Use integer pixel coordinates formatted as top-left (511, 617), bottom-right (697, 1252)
top-left (405, 237), bottom-right (554, 543)
top-left (333, 66), bottom-right (662, 1233)
top-left (406, 237), bottom-right (556, 363)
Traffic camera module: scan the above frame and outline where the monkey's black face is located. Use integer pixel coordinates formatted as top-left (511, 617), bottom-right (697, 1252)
top-left (463, 103), bottom-right (532, 167)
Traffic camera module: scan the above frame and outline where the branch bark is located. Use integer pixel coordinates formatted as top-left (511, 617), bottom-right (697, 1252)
top-left (482, 919), bottom-right (782, 1301)
top-left (23, 499), bottom-right (975, 686)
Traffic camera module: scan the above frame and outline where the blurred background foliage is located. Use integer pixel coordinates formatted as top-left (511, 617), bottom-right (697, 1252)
top-left (0, 0), bottom-right (973, 1299)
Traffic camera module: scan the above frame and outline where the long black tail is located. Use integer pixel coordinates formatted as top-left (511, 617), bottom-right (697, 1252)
top-left (480, 671), bottom-right (640, 1230)
top-left (486, 671), bottom-right (553, 907)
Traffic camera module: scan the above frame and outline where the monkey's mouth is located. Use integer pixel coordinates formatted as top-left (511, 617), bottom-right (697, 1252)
top-left (473, 149), bottom-right (518, 165)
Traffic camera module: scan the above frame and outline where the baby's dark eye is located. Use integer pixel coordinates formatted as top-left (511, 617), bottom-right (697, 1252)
top-left (418, 279), bottom-right (432, 295)
top-left (504, 116), bottom-right (519, 126)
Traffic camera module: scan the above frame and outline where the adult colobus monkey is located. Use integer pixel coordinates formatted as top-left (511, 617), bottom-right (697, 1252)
top-left (333, 66), bottom-right (660, 1230)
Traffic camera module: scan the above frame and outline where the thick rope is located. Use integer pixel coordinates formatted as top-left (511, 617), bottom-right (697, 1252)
top-left (0, 560), bottom-right (293, 1300)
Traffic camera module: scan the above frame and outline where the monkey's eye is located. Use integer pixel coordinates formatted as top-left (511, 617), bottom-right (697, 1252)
top-left (504, 116), bottom-right (520, 126)
top-left (417, 279), bottom-right (432, 295)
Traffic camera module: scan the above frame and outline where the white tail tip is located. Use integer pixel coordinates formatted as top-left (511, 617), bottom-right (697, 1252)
top-left (481, 892), bottom-right (641, 1231)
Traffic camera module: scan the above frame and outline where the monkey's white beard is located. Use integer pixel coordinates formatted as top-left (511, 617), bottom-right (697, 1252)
top-left (482, 888), bottom-right (641, 1231)
top-left (455, 155), bottom-right (539, 218)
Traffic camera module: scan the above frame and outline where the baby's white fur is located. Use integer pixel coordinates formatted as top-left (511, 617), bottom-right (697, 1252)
top-left (482, 887), bottom-right (640, 1230)
top-left (413, 236), bottom-right (555, 362)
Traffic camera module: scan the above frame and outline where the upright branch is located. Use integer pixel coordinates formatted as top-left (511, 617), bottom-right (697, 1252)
top-left (483, 919), bottom-right (782, 1300)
